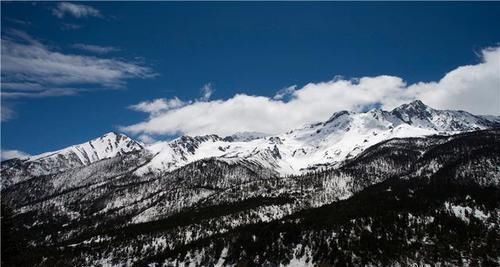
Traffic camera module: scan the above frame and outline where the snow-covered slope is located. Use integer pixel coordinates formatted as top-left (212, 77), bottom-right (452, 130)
top-left (1, 132), bottom-right (144, 187)
top-left (136, 100), bottom-right (500, 175)
top-left (3, 129), bottom-right (498, 266)
top-left (27, 132), bottom-right (143, 166)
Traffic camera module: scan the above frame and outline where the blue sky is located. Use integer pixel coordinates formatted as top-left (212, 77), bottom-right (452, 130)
top-left (1, 2), bottom-right (500, 157)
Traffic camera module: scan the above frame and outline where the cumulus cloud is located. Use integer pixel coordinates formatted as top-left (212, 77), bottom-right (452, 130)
top-left (1, 149), bottom-right (31, 160)
top-left (122, 47), bottom-right (500, 137)
top-left (72, 43), bottom-right (120, 54)
top-left (129, 97), bottom-right (186, 116)
top-left (403, 47), bottom-right (500, 115)
top-left (128, 83), bottom-right (214, 117)
top-left (52, 2), bottom-right (101, 18)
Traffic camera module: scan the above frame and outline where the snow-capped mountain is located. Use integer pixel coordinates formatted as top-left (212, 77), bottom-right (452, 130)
top-left (2, 100), bottom-right (499, 266)
top-left (2, 101), bottom-right (499, 182)
top-left (1, 132), bottom-right (143, 187)
top-left (29, 132), bottom-right (143, 165)
top-left (3, 129), bottom-right (499, 266)
top-left (135, 100), bottom-right (500, 175)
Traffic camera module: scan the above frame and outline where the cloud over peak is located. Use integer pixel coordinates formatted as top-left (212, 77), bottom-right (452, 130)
top-left (122, 47), bottom-right (500, 137)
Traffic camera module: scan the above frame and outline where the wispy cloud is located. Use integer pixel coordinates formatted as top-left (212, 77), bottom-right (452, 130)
top-left (123, 47), bottom-right (500, 137)
top-left (52, 2), bottom-right (102, 19)
top-left (5, 18), bottom-right (31, 26)
top-left (273, 85), bottom-right (297, 100)
top-left (4, 28), bottom-right (42, 46)
top-left (72, 43), bottom-right (120, 54)
top-left (1, 105), bottom-right (16, 122)
top-left (199, 83), bottom-right (214, 101)
top-left (61, 23), bottom-right (83, 30)
top-left (1, 88), bottom-right (81, 99)
top-left (1, 149), bottom-right (31, 160)
top-left (1, 30), bottom-right (154, 89)
top-left (1, 30), bottom-right (156, 121)
top-left (1, 82), bottom-right (44, 91)
top-left (137, 134), bottom-right (157, 144)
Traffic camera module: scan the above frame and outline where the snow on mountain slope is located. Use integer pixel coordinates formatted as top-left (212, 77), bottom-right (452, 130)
top-left (136, 100), bottom-right (500, 175)
top-left (391, 100), bottom-right (499, 131)
top-left (28, 132), bottom-right (143, 165)
top-left (1, 132), bottom-right (144, 187)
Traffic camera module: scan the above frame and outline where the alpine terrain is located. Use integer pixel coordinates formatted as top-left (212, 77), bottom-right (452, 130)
top-left (1, 100), bottom-right (499, 266)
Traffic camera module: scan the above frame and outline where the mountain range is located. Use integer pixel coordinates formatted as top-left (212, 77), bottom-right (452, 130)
top-left (1, 100), bottom-right (499, 266)
top-left (3, 100), bottom-right (499, 181)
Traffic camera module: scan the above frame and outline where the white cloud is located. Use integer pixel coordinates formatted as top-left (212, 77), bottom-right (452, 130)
top-left (129, 97), bottom-right (186, 116)
top-left (1, 149), bottom-right (31, 160)
top-left (52, 2), bottom-right (101, 18)
top-left (128, 84), bottom-right (213, 117)
top-left (2, 88), bottom-right (80, 99)
top-left (403, 47), bottom-right (500, 115)
top-left (1, 30), bottom-right (155, 121)
top-left (1, 30), bottom-right (155, 97)
top-left (72, 43), bottom-right (120, 54)
top-left (1, 105), bottom-right (16, 122)
top-left (123, 47), bottom-right (500, 137)
top-left (1, 82), bottom-right (44, 91)
top-left (1, 34), bottom-right (153, 88)
top-left (5, 18), bottom-right (31, 26)
top-left (199, 83), bottom-right (214, 101)
top-left (137, 134), bottom-right (157, 144)
top-left (273, 85), bottom-right (297, 100)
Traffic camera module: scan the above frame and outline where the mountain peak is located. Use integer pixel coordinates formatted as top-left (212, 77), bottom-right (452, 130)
top-left (324, 110), bottom-right (350, 125)
top-left (27, 132), bottom-right (143, 166)
top-left (99, 131), bottom-right (130, 140)
top-left (393, 100), bottom-right (429, 112)
top-left (391, 100), bottom-right (433, 123)
top-left (408, 99), bottom-right (426, 107)
top-left (101, 131), bottom-right (120, 138)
